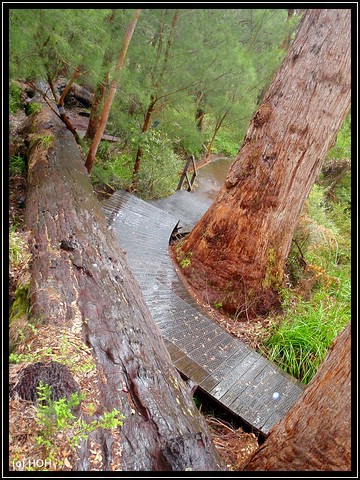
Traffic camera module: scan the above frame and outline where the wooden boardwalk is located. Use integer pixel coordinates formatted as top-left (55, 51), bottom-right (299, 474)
top-left (102, 190), bottom-right (305, 435)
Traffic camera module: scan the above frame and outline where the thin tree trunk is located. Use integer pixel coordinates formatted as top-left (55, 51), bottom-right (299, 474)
top-left (84, 75), bottom-right (109, 140)
top-left (58, 66), bottom-right (82, 108)
top-left (130, 95), bottom-right (156, 191)
top-left (280, 9), bottom-right (295, 51)
top-left (24, 105), bottom-right (224, 471)
top-left (205, 113), bottom-right (227, 159)
top-left (130, 10), bottom-right (179, 191)
top-left (47, 75), bottom-right (83, 146)
top-left (195, 90), bottom-right (206, 131)
top-left (243, 323), bottom-right (351, 471)
top-left (176, 9), bottom-right (351, 317)
top-left (85, 9), bottom-right (141, 174)
top-left (157, 9), bottom-right (180, 86)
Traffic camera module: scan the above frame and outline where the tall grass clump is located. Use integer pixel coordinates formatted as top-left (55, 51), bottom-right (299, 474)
top-left (264, 198), bottom-right (350, 384)
top-left (264, 115), bottom-right (350, 384)
top-left (10, 154), bottom-right (27, 175)
top-left (264, 280), bottom-right (350, 384)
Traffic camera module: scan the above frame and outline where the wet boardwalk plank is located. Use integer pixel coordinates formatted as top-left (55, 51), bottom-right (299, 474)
top-left (103, 190), bottom-right (305, 435)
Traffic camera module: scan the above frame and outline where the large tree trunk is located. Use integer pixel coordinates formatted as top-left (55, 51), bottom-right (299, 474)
top-left (243, 322), bottom-right (351, 471)
top-left (176, 9), bottom-right (351, 316)
top-left (24, 105), bottom-right (224, 471)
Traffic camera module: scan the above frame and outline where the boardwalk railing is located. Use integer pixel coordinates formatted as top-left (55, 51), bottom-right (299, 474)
top-left (177, 155), bottom-right (197, 191)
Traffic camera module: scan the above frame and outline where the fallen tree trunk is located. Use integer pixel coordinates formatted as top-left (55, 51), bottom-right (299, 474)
top-left (24, 105), bottom-right (224, 471)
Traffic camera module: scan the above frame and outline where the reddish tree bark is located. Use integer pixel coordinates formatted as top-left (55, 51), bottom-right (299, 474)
top-left (176, 9), bottom-right (351, 317)
top-left (84, 75), bottom-right (108, 140)
top-left (85, 9), bottom-right (141, 174)
top-left (243, 323), bottom-right (351, 471)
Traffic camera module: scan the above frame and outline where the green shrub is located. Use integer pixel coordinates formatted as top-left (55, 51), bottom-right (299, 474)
top-left (10, 81), bottom-right (23, 114)
top-left (212, 129), bottom-right (239, 157)
top-left (263, 284), bottom-right (349, 384)
top-left (10, 154), bottom-right (27, 175)
top-left (135, 130), bottom-right (183, 199)
top-left (26, 102), bottom-right (42, 116)
top-left (91, 152), bottom-right (133, 190)
top-left (327, 114), bottom-right (351, 160)
top-left (34, 381), bottom-right (125, 468)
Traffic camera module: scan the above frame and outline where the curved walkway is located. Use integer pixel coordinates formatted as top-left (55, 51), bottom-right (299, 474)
top-left (102, 189), bottom-right (304, 435)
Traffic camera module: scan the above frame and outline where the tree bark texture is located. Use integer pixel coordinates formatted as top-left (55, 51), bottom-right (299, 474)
top-left (85, 9), bottom-right (141, 174)
top-left (177, 9), bottom-right (351, 316)
top-left (84, 77), bottom-right (108, 140)
top-left (24, 106), bottom-right (223, 471)
top-left (243, 322), bottom-right (351, 471)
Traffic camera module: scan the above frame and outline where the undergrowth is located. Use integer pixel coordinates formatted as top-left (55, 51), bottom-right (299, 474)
top-left (90, 130), bottom-right (183, 200)
top-left (262, 160), bottom-right (351, 384)
top-left (32, 382), bottom-right (124, 471)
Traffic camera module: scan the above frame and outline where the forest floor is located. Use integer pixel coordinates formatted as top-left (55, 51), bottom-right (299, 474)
top-left (8, 107), bottom-right (260, 472)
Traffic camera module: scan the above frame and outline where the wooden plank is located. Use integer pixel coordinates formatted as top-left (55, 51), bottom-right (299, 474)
top-left (204, 350), bottom-right (258, 399)
top-left (229, 369), bottom-right (303, 433)
top-left (163, 339), bottom-right (187, 364)
top-left (213, 354), bottom-right (268, 405)
top-left (177, 360), bottom-right (211, 385)
top-left (199, 345), bottom-right (252, 391)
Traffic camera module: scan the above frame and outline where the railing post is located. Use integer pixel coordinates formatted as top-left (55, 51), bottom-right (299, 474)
top-left (177, 157), bottom-right (193, 191)
top-left (187, 155), bottom-right (197, 192)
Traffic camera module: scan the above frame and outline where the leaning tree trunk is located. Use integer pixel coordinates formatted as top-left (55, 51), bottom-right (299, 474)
top-left (131, 95), bottom-right (157, 191)
top-left (24, 105), bottom-right (223, 471)
top-left (85, 9), bottom-right (141, 174)
top-left (243, 322), bottom-right (351, 471)
top-left (176, 9), bottom-right (351, 317)
top-left (84, 77), bottom-right (108, 140)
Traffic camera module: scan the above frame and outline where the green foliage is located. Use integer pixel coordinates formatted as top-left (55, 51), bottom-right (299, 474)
top-left (212, 129), bottom-right (239, 157)
top-left (29, 133), bottom-right (54, 150)
top-left (9, 227), bottom-right (30, 267)
top-left (306, 184), bottom-right (336, 231)
top-left (9, 8), bottom-right (299, 188)
top-left (10, 81), bottom-right (22, 114)
top-left (269, 167), bottom-right (350, 383)
top-left (263, 285), bottom-right (349, 384)
top-left (26, 102), bottom-right (42, 116)
top-left (9, 9), bottom-right (112, 84)
top-left (10, 154), bottom-right (27, 175)
top-left (9, 282), bottom-right (31, 324)
top-left (91, 151), bottom-right (133, 191)
top-left (35, 382), bottom-right (125, 464)
top-left (161, 105), bottom-right (205, 157)
top-left (9, 281), bottom-right (34, 354)
top-left (135, 130), bottom-right (183, 199)
top-left (327, 114), bottom-right (351, 160)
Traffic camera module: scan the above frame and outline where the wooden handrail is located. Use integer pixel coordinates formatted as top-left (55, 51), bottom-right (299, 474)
top-left (177, 155), bottom-right (197, 191)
